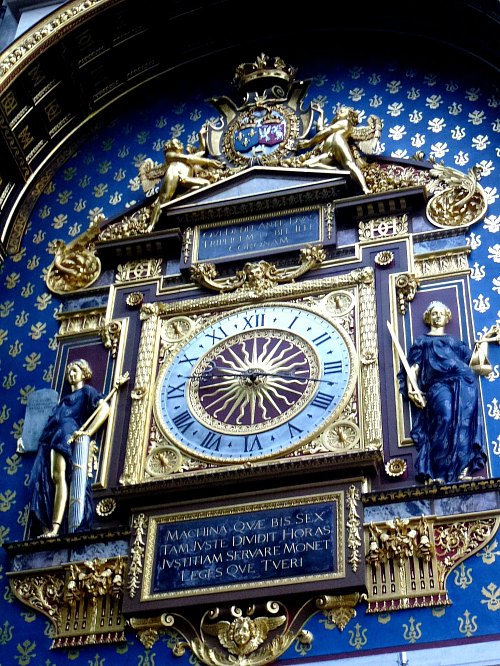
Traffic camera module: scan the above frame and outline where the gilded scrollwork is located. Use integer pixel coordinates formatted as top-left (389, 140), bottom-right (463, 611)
top-left (433, 516), bottom-right (499, 584)
top-left (155, 602), bottom-right (315, 666)
top-left (100, 320), bottom-right (122, 357)
top-left (395, 272), bottom-right (419, 315)
top-left (45, 216), bottom-right (102, 294)
top-left (363, 160), bottom-right (431, 194)
top-left (190, 246), bottom-right (326, 295)
top-left (10, 572), bottom-right (66, 624)
top-left (426, 164), bottom-right (488, 228)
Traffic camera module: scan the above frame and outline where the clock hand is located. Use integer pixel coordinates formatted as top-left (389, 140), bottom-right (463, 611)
top-left (186, 366), bottom-right (334, 384)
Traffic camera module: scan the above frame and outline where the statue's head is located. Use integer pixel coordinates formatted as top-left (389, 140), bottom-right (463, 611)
top-left (423, 300), bottom-right (452, 325)
top-left (66, 358), bottom-right (92, 381)
top-left (164, 138), bottom-right (183, 153)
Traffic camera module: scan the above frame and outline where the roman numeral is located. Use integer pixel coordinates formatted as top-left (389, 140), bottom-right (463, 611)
top-left (200, 432), bottom-right (222, 451)
top-left (167, 381), bottom-right (185, 399)
top-left (312, 332), bottom-right (331, 346)
top-left (244, 435), bottom-right (263, 452)
top-left (205, 326), bottom-right (228, 343)
top-left (324, 360), bottom-right (343, 375)
top-left (243, 313), bottom-right (265, 329)
top-left (172, 410), bottom-right (194, 433)
top-left (311, 391), bottom-right (333, 409)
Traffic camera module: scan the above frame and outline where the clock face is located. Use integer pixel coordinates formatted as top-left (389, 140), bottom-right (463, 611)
top-left (155, 304), bottom-right (356, 463)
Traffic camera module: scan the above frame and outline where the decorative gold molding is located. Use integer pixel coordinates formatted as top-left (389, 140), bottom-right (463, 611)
top-left (57, 308), bottom-right (107, 337)
top-left (190, 246), bottom-right (326, 294)
top-left (414, 247), bottom-right (471, 278)
top-left (0, 1), bottom-right (109, 83)
top-left (9, 557), bottom-right (127, 648)
top-left (365, 514), bottom-right (500, 612)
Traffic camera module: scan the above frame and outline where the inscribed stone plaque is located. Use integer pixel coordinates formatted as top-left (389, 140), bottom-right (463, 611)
top-left (194, 210), bottom-right (322, 263)
top-left (141, 491), bottom-right (345, 602)
top-left (19, 389), bottom-right (58, 452)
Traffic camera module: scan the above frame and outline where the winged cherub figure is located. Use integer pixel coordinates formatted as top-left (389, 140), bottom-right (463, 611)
top-left (139, 137), bottom-right (224, 227)
top-left (296, 105), bottom-right (383, 194)
top-left (203, 614), bottom-right (286, 656)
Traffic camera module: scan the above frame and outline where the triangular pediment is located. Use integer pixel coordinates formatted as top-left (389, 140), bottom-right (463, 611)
top-left (160, 166), bottom-right (350, 224)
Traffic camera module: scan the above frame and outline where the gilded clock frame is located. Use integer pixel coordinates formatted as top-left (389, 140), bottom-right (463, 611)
top-left (120, 265), bottom-right (382, 486)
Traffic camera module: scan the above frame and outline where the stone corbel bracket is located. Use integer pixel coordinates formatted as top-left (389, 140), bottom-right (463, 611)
top-left (8, 557), bottom-right (127, 648)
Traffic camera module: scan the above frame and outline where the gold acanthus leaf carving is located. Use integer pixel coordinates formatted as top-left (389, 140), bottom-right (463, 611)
top-left (366, 517), bottom-right (434, 564)
top-left (10, 573), bottom-right (66, 623)
top-left (65, 557), bottom-right (126, 605)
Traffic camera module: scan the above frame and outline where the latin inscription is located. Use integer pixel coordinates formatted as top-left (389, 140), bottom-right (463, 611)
top-left (196, 212), bottom-right (321, 262)
top-left (152, 501), bottom-right (338, 594)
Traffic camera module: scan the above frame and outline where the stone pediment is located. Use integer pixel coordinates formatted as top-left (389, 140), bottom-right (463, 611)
top-left (159, 166), bottom-right (351, 226)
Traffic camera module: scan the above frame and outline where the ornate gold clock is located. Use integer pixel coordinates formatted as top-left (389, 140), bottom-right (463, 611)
top-left (120, 266), bottom-right (382, 485)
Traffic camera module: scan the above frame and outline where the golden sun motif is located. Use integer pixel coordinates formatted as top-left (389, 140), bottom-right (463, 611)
top-left (188, 330), bottom-right (320, 434)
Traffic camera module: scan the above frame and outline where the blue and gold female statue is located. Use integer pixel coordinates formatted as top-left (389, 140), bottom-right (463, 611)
top-left (398, 301), bottom-right (498, 484)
